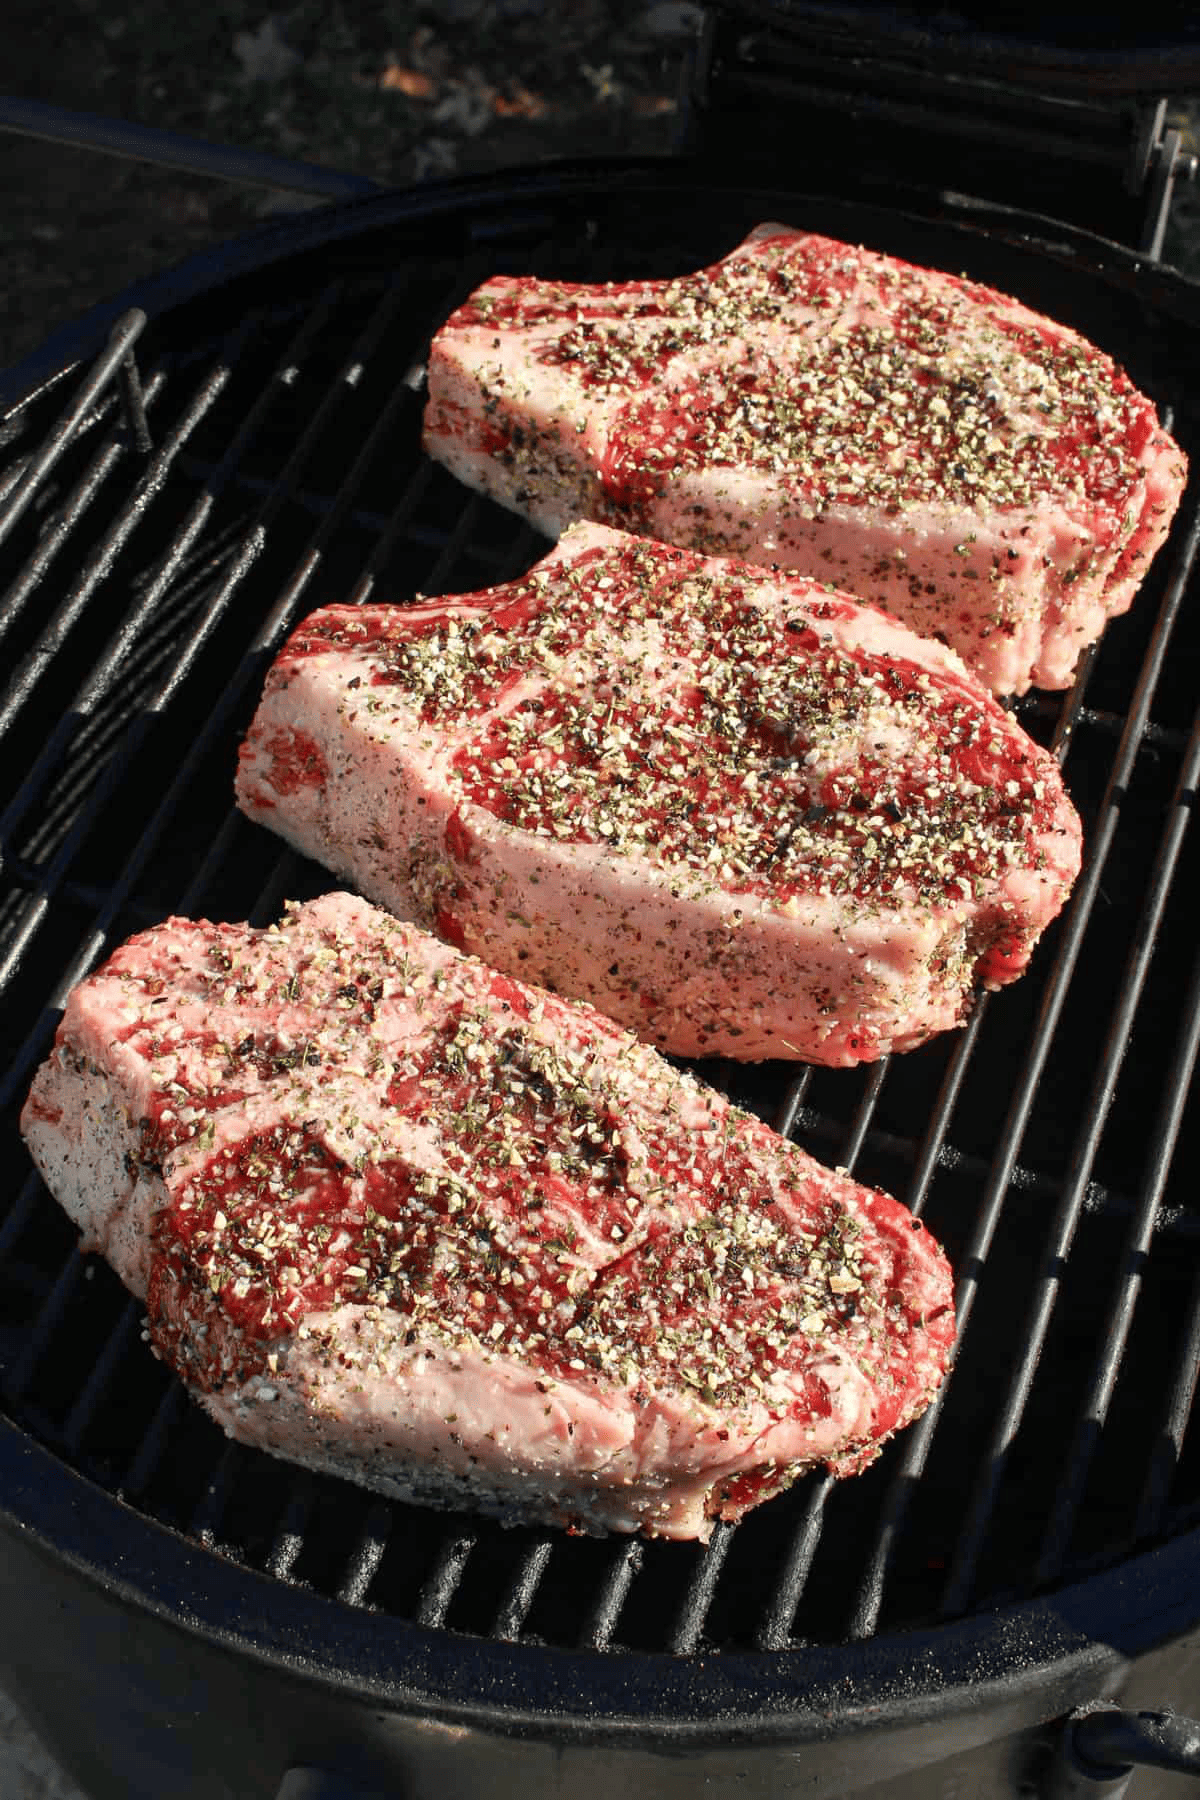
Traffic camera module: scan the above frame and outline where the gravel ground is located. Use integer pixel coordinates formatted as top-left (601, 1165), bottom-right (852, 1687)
top-left (2, 8), bottom-right (1199, 1796)
top-left (0, 0), bottom-right (690, 375)
top-left (2, 6), bottom-right (1199, 378)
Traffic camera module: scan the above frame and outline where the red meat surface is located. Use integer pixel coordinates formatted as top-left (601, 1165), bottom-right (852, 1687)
top-left (237, 521), bottom-right (1082, 1065)
top-left (423, 223), bottom-right (1187, 695)
top-left (21, 893), bottom-right (954, 1540)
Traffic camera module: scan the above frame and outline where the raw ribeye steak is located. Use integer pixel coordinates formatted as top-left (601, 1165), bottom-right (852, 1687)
top-left (20, 892), bottom-right (954, 1541)
top-left (423, 222), bottom-right (1187, 695)
top-left (236, 521), bottom-right (1082, 1066)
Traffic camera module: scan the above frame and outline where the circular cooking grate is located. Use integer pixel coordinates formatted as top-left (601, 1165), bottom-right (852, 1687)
top-left (0, 172), bottom-right (1198, 1688)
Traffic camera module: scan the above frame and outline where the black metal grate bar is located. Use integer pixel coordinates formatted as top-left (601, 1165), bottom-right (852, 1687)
top-left (121, 1379), bottom-right (187, 1500)
top-left (267, 1473), bottom-right (317, 1581)
top-left (0, 290), bottom-right (342, 826)
top-left (577, 1538), bottom-right (644, 1650)
top-left (0, 286), bottom-right (424, 1102)
top-left (0, 358), bottom-right (233, 758)
top-left (777, 1113), bottom-right (1197, 1240)
top-left (0, 1169), bottom-right (44, 1263)
top-left (4, 1248), bottom-right (87, 1403)
top-left (0, 311), bottom-right (147, 546)
top-left (0, 373), bottom-right (165, 651)
top-left (0, 457), bottom-right (33, 511)
top-left (834, 1058), bottom-right (889, 1175)
top-left (1017, 694), bottom-right (1191, 755)
top-left (337, 1503), bottom-right (394, 1607)
top-left (1035, 933), bottom-right (1200, 1583)
top-left (342, 462), bottom-right (439, 610)
top-left (940, 701), bottom-right (1200, 1614)
top-left (2, 528), bottom-right (251, 918)
top-left (174, 459), bottom-right (541, 582)
top-left (772, 1066), bottom-right (813, 1140)
top-left (417, 492), bottom-right (493, 598)
top-left (1136, 1264), bottom-right (1200, 1542)
top-left (842, 497), bottom-right (1200, 1641)
top-left (897, 1005), bottom-right (990, 1223)
top-left (668, 1521), bottom-right (736, 1654)
top-left (61, 1296), bottom-right (142, 1456)
top-left (243, 847), bottom-right (312, 935)
top-left (752, 1004), bottom-right (989, 1648)
top-left (117, 344), bottom-right (154, 456)
top-left (416, 1531), bottom-right (478, 1630)
top-left (191, 1442), bottom-right (244, 1545)
top-left (754, 1474), bottom-right (836, 1650)
top-left (490, 1536), bottom-right (556, 1641)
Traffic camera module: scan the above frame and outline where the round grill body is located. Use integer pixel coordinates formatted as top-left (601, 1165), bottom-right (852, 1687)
top-left (1, 168), bottom-right (1200, 1797)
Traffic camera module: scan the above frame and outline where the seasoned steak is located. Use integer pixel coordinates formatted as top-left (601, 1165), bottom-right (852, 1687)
top-left (236, 521), bottom-right (1082, 1065)
top-left (423, 223), bottom-right (1187, 695)
top-left (20, 893), bottom-right (954, 1541)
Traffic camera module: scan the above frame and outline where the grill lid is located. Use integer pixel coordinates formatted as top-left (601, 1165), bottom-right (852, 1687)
top-left (1, 168), bottom-right (1199, 1716)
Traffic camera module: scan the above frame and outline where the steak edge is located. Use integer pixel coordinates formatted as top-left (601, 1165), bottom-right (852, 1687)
top-left (20, 892), bottom-right (954, 1541)
top-left (423, 223), bottom-right (1187, 695)
top-left (236, 520), bottom-right (1082, 1065)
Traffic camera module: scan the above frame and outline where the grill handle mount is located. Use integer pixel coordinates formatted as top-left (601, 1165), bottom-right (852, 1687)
top-left (1046, 1704), bottom-right (1200, 1797)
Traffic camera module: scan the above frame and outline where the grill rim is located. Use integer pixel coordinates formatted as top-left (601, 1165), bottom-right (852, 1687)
top-left (6, 1416), bottom-right (1197, 1746)
top-left (6, 155), bottom-right (1200, 418)
top-left (3, 158), bottom-right (1200, 1744)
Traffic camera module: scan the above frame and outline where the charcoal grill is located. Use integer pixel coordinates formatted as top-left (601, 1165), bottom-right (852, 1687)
top-left (3, 7), bottom-right (1200, 1798)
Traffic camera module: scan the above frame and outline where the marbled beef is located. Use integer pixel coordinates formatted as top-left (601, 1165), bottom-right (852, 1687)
top-left (21, 892), bottom-right (954, 1541)
top-left (423, 223), bottom-right (1187, 695)
top-left (236, 522), bottom-right (1082, 1065)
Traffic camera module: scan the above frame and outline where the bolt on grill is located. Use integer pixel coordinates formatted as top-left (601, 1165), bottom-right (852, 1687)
top-left (0, 183), bottom-right (1199, 1673)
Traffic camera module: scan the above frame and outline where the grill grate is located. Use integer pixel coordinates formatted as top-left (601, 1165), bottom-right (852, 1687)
top-left (1, 183), bottom-right (1199, 1669)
